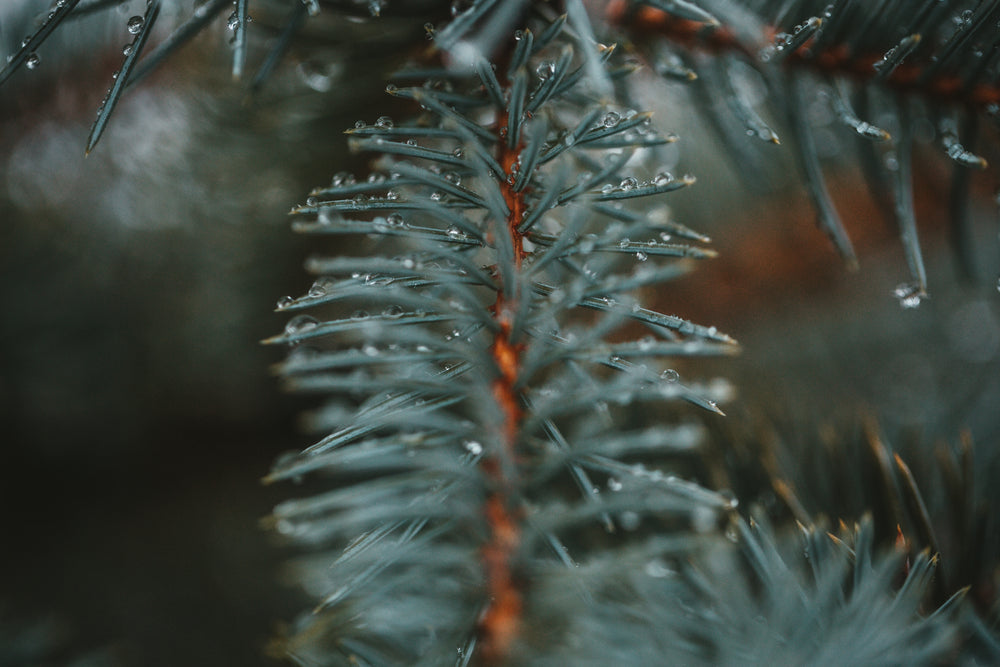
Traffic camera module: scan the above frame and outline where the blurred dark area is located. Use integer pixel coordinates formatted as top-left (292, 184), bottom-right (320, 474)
top-left (0, 3), bottom-right (426, 664)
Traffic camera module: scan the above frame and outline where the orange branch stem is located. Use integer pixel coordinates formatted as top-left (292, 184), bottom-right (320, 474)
top-left (609, 3), bottom-right (1000, 107)
top-left (476, 111), bottom-right (529, 664)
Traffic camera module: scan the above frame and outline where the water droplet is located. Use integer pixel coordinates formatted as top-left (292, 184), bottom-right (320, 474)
top-left (276, 295), bottom-right (295, 310)
top-left (635, 251), bottom-right (648, 262)
top-left (653, 172), bottom-right (673, 186)
top-left (308, 278), bottom-right (333, 298)
top-left (351, 309), bottom-right (369, 319)
top-left (385, 83), bottom-right (398, 94)
top-left (536, 61), bottom-right (554, 79)
top-left (386, 213), bottom-right (405, 227)
top-left (375, 115), bottom-right (393, 129)
top-left (383, 305), bottom-right (404, 318)
top-left (297, 0), bottom-right (319, 15)
top-left (893, 282), bottom-right (925, 309)
top-left (364, 273), bottom-right (392, 287)
top-left (660, 369), bottom-right (679, 383)
top-left (285, 315), bottom-right (319, 336)
top-left (305, 196), bottom-right (318, 207)
top-left (354, 119), bottom-right (366, 129)
top-left (619, 176), bottom-right (638, 190)
top-left (25, 53), bottom-right (39, 69)
top-left (122, 43), bottom-right (133, 56)
top-left (607, 477), bottom-right (623, 491)
top-left (644, 558), bottom-right (674, 578)
top-left (464, 440), bottom-right (483, 455)
top-left (405, 138), bottom-right (417, 147)
top-left (618, 238), bottom-right (631, 248)
top-left (127, 15), bottom-right (144, 34)
top-left (602, 111), bottom-right (621, 127)
top-left (513, 29), bottom-right (524, 41)
top-left (226, 11), bottom-right (239, 30)
top-left (578, 235), bottom-right (597, 253)
top-left (718, 489), bottom-right (739, 510)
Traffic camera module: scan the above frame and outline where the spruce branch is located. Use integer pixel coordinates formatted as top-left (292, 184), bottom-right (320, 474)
top-left (707, 400), bottom-right (1000, 662)
top-left (266, 14), bottom-right (739, 663)
top-left (0, 0), bottom-right (82, 87)
top-left (616, 0), bottom-right (1000, 301)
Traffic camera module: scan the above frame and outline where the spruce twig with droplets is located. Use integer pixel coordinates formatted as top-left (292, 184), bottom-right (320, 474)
top-left (265, 19), bottom-right (741, 664)
top-left (619, 0), bottom-right (1000, 304)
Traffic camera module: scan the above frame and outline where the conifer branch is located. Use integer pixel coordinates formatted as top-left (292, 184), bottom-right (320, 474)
top-left (267, 15), bottom-right (739, 663)
top-left (614, 0), bottom-right (1000, 300)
